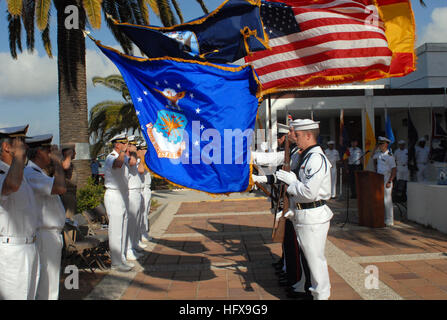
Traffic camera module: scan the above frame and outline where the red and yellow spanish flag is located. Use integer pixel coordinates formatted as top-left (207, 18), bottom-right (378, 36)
top-left (364, 111), bottom-right (376, 168)
top-left (373, 0), bottom-right (416, 79)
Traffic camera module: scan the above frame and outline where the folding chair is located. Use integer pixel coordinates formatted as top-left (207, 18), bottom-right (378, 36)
top-left (62, 219), bottom-right (103, 273)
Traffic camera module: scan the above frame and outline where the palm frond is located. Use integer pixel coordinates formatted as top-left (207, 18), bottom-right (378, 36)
top-left (195, 0), bottom-right (208, 15)
top-left (8, 12), bottom-right (22, 59)
top-left (82, 0), bottom-right (103, 29)
top-left (138, 0), bottom-right (150, 25)
top-left (7, 0), bottom-right (23, 16)
top-left (146, 0), bottom-right (159, 17)
top-left (171, 0), bottom-right (183, 23)
top-left (35, 0), bottom-right (51, 31)
top-left (22, 0), bottom-right (35, 52)
top-left (41, 9), bottom-right (52, 58)
top-left (155, 0), bottom-right (176, 26)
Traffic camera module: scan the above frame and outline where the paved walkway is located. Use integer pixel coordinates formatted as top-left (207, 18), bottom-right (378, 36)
top-left (61, 189), bottom-right (447, 300)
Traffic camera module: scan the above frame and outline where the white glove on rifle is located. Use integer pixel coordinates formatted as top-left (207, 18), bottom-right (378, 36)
top-left (284, 209), bottom-right (295, 221)
top-left (260, 141), bottom-right (268, 152)
top-left (276, 169), bottom-right (298, 186)
top-left (275, 211), bottom-right (283, 222)
top-left (252, 174), bottom-right (268, 183)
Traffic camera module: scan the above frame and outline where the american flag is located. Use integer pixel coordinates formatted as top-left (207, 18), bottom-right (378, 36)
top-left (245, 0), bottom-right (394, 94)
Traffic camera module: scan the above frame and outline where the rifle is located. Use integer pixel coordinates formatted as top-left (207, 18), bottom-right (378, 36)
top-left (272, 130), bottom-right (290, 243)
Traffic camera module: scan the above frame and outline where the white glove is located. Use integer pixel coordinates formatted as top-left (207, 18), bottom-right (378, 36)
top-left (275, 211), bottom-right (283, 221)
top-left (252, 174), bottom-right (267, 183)
top-left (284, 209), bottom-right (295, 220)
top-left (260, 141), bottom-right (268, 152)
top-left (276, 169), bottom-right (298, 186)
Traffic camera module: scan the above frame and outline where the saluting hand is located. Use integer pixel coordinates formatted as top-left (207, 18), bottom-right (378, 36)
top-left (10, 138), bottom-right (26, 160)
top-left (49, 145), bottom-right (63, 163)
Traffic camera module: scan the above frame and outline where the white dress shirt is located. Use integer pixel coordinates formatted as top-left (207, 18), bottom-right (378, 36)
top-left (104, 150), bottom-right (129, 190)
top-left (373, 150), bottom-right (396, 183)
top-left (348, 147), bottom-right (362, 165)
top-left (394, 148), bottom-right (408, 166)
top-left (0, 160), bottom-right (38, 237)
top-left (24, 161), bottom-right (65, 230)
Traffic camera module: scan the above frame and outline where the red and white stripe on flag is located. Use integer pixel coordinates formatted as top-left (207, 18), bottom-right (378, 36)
top-left (246, 0), bottom-right (395, 95)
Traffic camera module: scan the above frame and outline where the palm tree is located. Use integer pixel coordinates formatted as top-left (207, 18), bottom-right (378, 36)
top-left (89, 74), bottom-right (140, 158)
top-left (5, 0), bottom-right (205, 186)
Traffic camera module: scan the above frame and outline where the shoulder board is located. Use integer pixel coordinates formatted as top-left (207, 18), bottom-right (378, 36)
top-left (33, 168), bottom-right (42, 173)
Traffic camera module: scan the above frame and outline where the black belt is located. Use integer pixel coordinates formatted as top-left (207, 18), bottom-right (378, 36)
top-left (295, 200), bottom-right (326, 210)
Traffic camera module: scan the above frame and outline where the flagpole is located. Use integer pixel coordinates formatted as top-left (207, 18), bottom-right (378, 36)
top-left (268, 94), bottom-right (272, 151)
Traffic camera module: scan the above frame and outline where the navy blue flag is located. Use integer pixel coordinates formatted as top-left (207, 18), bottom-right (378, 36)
top-left (112, 0), bottom-right (269, 63)
top-left (96, 41), bottom-right (261, 194)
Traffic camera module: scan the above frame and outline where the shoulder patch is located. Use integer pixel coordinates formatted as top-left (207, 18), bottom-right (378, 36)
top-left (0, 170), bottom-right (4, 174)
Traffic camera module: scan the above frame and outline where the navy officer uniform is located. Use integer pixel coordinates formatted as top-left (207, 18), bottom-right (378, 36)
top-left (24, 134), bottom-right (67, 300)
top-left (0, 125), bottom-right (40, 300)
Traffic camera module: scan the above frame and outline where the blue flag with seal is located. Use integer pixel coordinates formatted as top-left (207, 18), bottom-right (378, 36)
top-left (96, 41), bottom-right (261, 194)
top-left (110, 0), bottom-right (269, 63)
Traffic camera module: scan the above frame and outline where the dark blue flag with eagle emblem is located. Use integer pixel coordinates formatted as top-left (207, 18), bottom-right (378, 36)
top-left (96, 41), bottom-right (261, 194)
top-left (110, 0), bottom-right (269, 63)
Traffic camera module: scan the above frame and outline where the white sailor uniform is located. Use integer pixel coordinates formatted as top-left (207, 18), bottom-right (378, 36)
top-left (0, 160), bottom-right (40, 300)
top-left (415, 145), bottom-right (430, 182)
top-left (140, 169), bottom-right (152, 240)
top-left (127, 158), bottom-right (144, 259)
top-left (394, 148), bottom-right (409, 181)
top-left (104, 150), bottom-right (130, 266)
top-left (324, 148), bottom-right (340, 198)
top-left (373, 149), bottom-right (396, 226)
top-left (25, 160), bottom-right (66, 300)
top-left (279, 146), bottom-right (333, 300)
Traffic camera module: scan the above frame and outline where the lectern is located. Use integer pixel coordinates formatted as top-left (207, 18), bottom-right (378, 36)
top-left (355, 171), bottom-right (385, 228)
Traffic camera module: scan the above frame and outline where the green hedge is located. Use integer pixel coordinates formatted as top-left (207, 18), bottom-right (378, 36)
top-left (76, 177), bottom-right (106, 213)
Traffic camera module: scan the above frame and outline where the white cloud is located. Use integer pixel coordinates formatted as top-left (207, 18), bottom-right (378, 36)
top-left (418, 7), bottom-right (447, 46)
top-left (85, 48), bottom-right (119, 86)
top-left (0, 48), bottom-right (119, 100)
top-left (0, 51), bottom-right (57, 100)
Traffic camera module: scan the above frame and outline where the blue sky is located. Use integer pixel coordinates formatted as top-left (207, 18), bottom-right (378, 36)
top-left (0, 0), bottom-right (446, 144)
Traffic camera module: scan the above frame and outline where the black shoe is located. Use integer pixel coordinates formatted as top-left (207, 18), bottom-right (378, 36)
top-left (272, 260), bottom-right (283, 268)
top-left (278, 278), bottom-right (289, 286)
top-left (278, 274), bottom-right (287, 281)
top-left (287, 291), bottom-right (313, 300)
top-left (273, 263), bottom-right (283, 271)
top-left (275, 269), bottom-right (286, 276)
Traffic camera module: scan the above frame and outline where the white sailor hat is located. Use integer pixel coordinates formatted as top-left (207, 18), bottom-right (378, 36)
top-left (25, 134), bottom-right (53, 148)
top-left (277, 123), bottom-right (290, 134)
top-left (127, 135), bottom-right (139, 145)
top-left (109, 133), bottom-right (128, 144)
top-left (290, 119), bottom-right (320, 130)
top-left (327, 140), bottom-right (335, 145)
top-left (398, 140), bottom-right (406, 144)
top-left (137, 140), bottom-right (147, 149)
top-left (0, 124), bottom-right (29, 138)
top-left (378, 136), bottom-right (391, 144)
top-left (418, 137), bottom-right (426, 142)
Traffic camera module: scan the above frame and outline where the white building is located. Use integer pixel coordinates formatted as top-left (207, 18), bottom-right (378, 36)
top-left (258, 42), bottom-right (447, 173)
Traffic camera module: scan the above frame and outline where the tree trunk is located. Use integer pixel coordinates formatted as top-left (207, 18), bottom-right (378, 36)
top-left (56, 1), bottom-right (91, 188)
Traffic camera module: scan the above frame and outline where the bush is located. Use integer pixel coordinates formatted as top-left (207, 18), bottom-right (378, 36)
top-left (76, 177), bottom-right (106, 214)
